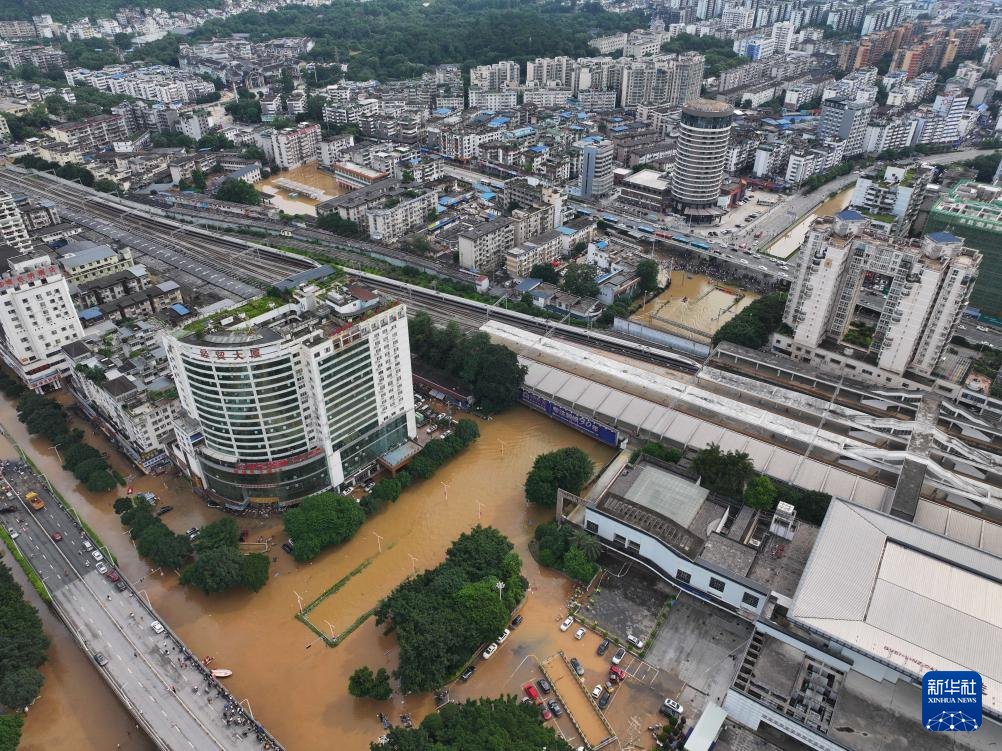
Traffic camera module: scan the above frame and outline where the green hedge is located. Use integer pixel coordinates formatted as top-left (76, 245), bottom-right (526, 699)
top-left (0, 528), bottom-right (51, 604)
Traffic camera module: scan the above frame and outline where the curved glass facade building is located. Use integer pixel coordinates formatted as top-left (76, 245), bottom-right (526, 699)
top-left (166, 285), bottom-right (415, 509)
top-left (671, 98), bottom-right (734, 222)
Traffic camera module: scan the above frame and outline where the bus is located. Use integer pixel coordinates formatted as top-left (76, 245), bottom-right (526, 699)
top-left (637, 225), bottom-right (655, 234)
top-left (691, 240), bottom-right (710, 251)
top-left (601, 215), bottom-right (619, 224)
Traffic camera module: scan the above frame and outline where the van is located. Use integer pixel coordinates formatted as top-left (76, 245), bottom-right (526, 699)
top-left (150, 620), bottom-right (165, 635)
top-left (660, 698), bottom-right (684, 717)
top-left (82, 540), bottom-right (94, 552)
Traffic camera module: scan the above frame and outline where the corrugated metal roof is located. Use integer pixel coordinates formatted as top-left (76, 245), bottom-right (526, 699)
top-left (791, 500), bottom-right (1002, 713)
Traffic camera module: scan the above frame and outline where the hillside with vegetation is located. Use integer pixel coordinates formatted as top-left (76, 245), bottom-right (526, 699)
top-left (136, 0), bottom-right (645, 81)
top-left (0, 0), bottom-right (215, 22)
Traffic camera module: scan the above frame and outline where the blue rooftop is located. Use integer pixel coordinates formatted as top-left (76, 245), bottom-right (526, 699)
top-left (516, 278), bottom-right (542, 293)
top-left (171, 303), bottom-right (191, 315)
top-left (595, 240), bottom-right (609, 249)
top-left (928, 230), bottom-right (962, 244)
top-left (79, 307), bottom-right (102, 321)
top-left (529, 145), bottom-right (547, 153)
top-left (557, 226), bottom-right (576, 235)
top-left (836, 209), bottom-right (866, 221)
top-left (487, 116), bottom-right (510, 127)
top-left (479, 191), bottom-right (496, 200)
top-left (433, 107), bottom-right (451, 115)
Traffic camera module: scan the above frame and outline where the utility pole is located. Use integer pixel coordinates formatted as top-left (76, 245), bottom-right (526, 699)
top-left (372, 531), bottom-right (383, 553)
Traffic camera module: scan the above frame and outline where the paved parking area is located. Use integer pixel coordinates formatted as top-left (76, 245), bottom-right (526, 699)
top-left (645, 595), bottom-right (753, 707)
top-left (576, 560), bottom-right (675, 645)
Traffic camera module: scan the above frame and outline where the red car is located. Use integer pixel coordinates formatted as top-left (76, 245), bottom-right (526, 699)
top-left (105, 570), bottom-right (121, 582)
top-left (50, 531), bottom-right (62, 542)
top-left (609, 665), bottom-right (626, 683)
top-left (522, 682), bottom-right (541, 704)
top-left (540, 705), bottom-right (553, 721)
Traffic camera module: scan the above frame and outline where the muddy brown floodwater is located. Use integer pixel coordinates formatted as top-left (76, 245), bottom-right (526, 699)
top-left (764, 185), bottom-right (854, 259)
top-left (2, 394), bottom-right (614, 751)
top-left (631, 270), bottom-right (759, 340)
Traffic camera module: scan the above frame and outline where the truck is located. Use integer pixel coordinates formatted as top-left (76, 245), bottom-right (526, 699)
top-left (25, 492), bottom-right (44, 511)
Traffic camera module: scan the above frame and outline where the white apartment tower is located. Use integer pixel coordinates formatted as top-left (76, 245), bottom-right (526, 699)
top-left (0, 190), bottom-right (31, 254)
top-left (165, 282), bottom-right (416, 508)
top-left (470, 61), bottom-right (520, 91)
top-left (0, 254), bottom-right (84, 391)
top-left (575, 138), bottom-right (615, 199)
top-left (783, 212), bottom-right (980, 378)
top-left (270, 123), bottom-right (321, 169)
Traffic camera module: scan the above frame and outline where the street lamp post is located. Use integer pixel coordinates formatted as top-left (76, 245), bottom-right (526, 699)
top-left (495, 580), bottom-right (505, 601)
top-left (372, 531), bottom-right (383, 553)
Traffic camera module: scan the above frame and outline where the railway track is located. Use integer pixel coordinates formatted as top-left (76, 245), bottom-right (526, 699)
top-left (0, 169), bottom-right (314, 286)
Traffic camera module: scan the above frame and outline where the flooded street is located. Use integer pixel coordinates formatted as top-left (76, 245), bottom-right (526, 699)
top-left (631, 270), bottom-right (759, 340)
top-left (2, 393), bottom-right (614, 750)
top-left (764, 186), bottom-right (853, 259)
top-left (259, 164), bottom-right (347, 216)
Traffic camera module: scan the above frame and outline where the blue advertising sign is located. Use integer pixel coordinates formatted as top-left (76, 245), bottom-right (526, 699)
top-left (923, 671), bottom-right (982, 732)
top-left (521, 390), bottom-right (619, 447)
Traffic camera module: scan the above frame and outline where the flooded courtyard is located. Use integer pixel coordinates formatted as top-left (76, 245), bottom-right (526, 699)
top-left (259, 163), bottom-right (347, 216)
top-left (2, 394), bottom-right (616, 750)
top-left (631, 270), bottom-right (759, 341)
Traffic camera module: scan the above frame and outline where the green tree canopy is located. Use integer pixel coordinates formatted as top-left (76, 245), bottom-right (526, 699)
top-left (528, 263), bottom-right (559, 284)
top-left (524, 447), bottom-right (595, 506)
top-left (348, 665), bottom-right (392, 700)
top-left (711, 292), bottom-right (787, 349)
top-left (744, 476), bottom-right (778, 511)
top-left (283, 492), bottom-right (365, 562)
top-left (692, 444), bottom-right (756, 499)
top-left (376, 696), bottom-right (571, 751)
top-left (180, 546), bottom-right (244, 594)
top-left (636, 259), bottom-right (660, 293)
top-left (215, 179), bottom-right (262, 206)
top-left (561, 263), bottom-right (599, 298)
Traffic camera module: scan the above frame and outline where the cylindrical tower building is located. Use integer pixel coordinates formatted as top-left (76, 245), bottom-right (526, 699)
top-left (671, 98), bottom-right (734, 223)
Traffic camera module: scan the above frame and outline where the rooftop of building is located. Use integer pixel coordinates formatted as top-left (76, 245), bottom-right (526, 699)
top-left (53, 239), bottom-right (124, 270)
top-left (789, 498), bottom-right (1002, 716)
top-left (623, 168), bottom-right (670, 191)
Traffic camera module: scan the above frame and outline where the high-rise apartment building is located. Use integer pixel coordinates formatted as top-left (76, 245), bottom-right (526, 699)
top-left (575, 138), bottom-right (615, 199)
top-left (817, 97), bottom-right (872, 156)
top-left (618, 54), bottom-right (704, 108)
top-left (670, 99), bottom-right (733, 221)
top-left (782, 213), bottom-right (980, 378)
top-left (0, 190), bottom-right (31, 253)
top-left (0, 254), bottom-right (84, 391)
top-left (270, 123), bottom-right (321, 169)
top-left (849, 165), bottom-right (931, 236)
top-left (469, 61), bottom-right (519, 91)
top-left (166, 282), bottom-right (416, 507)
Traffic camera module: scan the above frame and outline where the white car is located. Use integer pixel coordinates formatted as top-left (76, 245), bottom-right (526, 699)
top-left (560, 616), bottom-right (574, 632)
top-left (96, 562), bottom-right (108, 574)
top-left (482, 642), bottom-right (498, 660)
top-left (574, 627), bottom-right (586, 640)
top-left (496, 628), bottom-right (510, 645)
top-left (592, 684), bottom-right (603, 699)
top-left (6, 527), bottom-right (18, 540)
top-left (627, 634), bottom-right (645, 650)
top-left (661, 698), bottom-right (684, 717)
top-left (150, 620), bottom-right (165, 635)
top-left (91, 550), bottom-right (104, 562)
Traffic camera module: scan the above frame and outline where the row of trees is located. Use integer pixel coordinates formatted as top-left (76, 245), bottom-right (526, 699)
top-left (408, 313), bottom-right (526, 414)
top-left (215, 179), bottom-right (263, 206)
top-left (316, 212), bottom-right (363, 238)
top-left (375, 697), bottom-right (571, 750)
top-left (660, 33), bottom-right (743, 77)
top-left (179, 517), bottom-right (270, 594)
top-left (114, 500), bottom-right (271, 593)
top-left (524, 447), bottom-right (594, 507)
top-left (375, 527), bottom-right (527, 692)
top-left (711, 292), bottom-right (787, 350)
top-left (14, 155), bottom-right (119, 194)
top-left (534, 522), bottom-right (600, 584)
top-left (282, 492), bottom-right (365, 563)
top-left (116, 499), bottom-right (193, 569)
top-left (16, 392), bottom-right (118, 492)
top-left (0, 561), bottom-right (49, 713)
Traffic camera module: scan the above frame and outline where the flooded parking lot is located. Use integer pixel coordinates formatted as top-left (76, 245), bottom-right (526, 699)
top-left (3, 393), bottom-right (623, 750)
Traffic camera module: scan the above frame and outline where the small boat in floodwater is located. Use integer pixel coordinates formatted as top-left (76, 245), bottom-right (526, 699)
top-left (211, 669), bottom-right (233, 678)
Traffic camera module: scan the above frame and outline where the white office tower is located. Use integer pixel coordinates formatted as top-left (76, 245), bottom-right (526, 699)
top-left (166, 281), bottom-right (416, 508)
top-left (671, 99), bottom-right (733, 222)
top-left (783, 212), bottom-right (980, 378)
top-left (0, 254), bottom-right (84, 391)
top-left (0, 190), bottom-right (31, 254)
